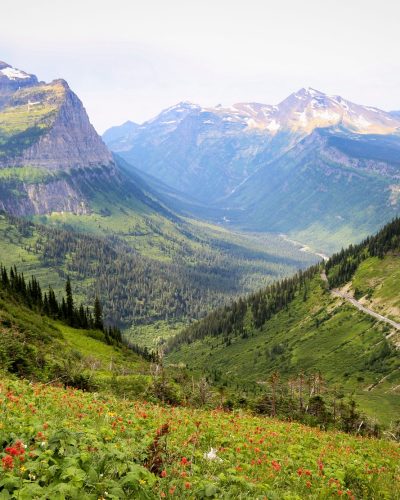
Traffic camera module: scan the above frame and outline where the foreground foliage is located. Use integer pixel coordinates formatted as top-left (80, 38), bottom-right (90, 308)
top-left (0, 377), bottom-right (399, 499)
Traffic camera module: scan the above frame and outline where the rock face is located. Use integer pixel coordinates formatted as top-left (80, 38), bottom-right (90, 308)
top-left (0, 62), bottom-right (116, 216)
top-left (0, 77), bottom-right (113, 169)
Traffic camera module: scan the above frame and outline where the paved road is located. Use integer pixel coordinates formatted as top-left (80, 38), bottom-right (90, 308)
top-left (321, 272), bottom-right (400, 333)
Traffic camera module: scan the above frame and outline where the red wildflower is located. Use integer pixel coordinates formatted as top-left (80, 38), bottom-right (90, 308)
top-left (271, 460), bottom-right (281, 471)
top-left (306, 481), bottom-right (312, 488)
top-left (2, 455), bottom-right (14, 470)
top-left (161, 470), bottom-right (167, 478)
top-left (185, 482), bottom-right (191, 489)
top-left (180, 457), bottom-right (188, 465)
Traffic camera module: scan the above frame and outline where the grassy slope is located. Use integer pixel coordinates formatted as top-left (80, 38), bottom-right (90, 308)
top-left (0, 211), bottom-right (317, 329)
top-left (0, 82), bottom-right (65, 158)
top-left (350, 253), bottom-right (400, 322)
top-left (1, 375), bottom-right (399, 499)
top-left (167, 266), bottom-right (400, 424)
top-left (0, 287), bottom-right (151, 397)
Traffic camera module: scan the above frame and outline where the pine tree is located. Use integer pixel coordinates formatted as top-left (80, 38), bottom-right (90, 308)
top-left (65, 277), bottom-right (74, 325)
top-left (94, 296), bottom-right (103, 331)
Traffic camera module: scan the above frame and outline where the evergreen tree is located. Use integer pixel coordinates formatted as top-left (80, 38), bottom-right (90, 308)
top-left (94, 296), bottom-right (103, 331)
top-left (65, 277), bottom-right (74, 325)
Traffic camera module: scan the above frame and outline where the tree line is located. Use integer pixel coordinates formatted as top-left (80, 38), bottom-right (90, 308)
top-left (166, 264), bottom-right (321, 352)
top-left (0, 264), bottom-right (122, 346)
top-left (326, 217), bottom-right (400, 287)
top-left (1, 213), bottom-right (310, 328)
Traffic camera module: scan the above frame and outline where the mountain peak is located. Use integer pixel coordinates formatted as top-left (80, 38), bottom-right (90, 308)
top-left (296, 87), bottom-right (326, 98)
top-left (0, 61), bottom-right (37, 82)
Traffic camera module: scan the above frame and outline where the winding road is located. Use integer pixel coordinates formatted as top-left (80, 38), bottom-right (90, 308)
top-left (321, 272), bottom-right (400, 334)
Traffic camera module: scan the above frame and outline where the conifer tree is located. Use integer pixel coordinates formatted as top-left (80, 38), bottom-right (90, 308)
top-left (94, 296), bottom-right (103, 331)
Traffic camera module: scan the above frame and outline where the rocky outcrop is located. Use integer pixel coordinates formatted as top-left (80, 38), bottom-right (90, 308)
top-left (0, 79), bottom-right (113, 170)
top-left (0, 165), bottom-right (123, 216)
top-left (0, 62), bottom-right (120, 216)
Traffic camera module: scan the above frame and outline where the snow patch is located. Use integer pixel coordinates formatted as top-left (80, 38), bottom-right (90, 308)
top-left (0, 66), bottom-right (30, 80)
top-left (296, 110), bottom-right (309, 126)
top-left (266, 119), bottom-right (281, 131)
top-left (353, 115), bottom-right (372, 129)
top-left (312, 109), bottom-right (340, 121)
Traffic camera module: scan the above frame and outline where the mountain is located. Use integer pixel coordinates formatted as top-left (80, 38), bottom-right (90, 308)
top-left (166, 218), bottom-right (400, 424)
top-left (0, 61), bottom-right (169, 218)
top-left (0, 61), bottom-right (38, 107)
top-left (102, 120), bottom-right (139, 149)
top-left (105, 89), bottom-right (400, 252)
top-left (225, 127), bottom-right (400, 252)
top-left (104, 88), bottom-right (400, 202)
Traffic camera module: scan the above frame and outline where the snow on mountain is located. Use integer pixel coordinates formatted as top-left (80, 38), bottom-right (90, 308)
top-left (135, 89), bottom-right (400, 136)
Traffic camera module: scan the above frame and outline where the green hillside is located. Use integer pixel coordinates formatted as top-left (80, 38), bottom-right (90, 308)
top-left (1, 375), bottom-right (399, 499)
top-left (0, 212), bottom-right (316, 329)
top-left (225, 130), bottom-right (400, 254)
top-left (166, 219), bottom-right (400, 424)
top-left (0, 269), bottom-right (154, 398)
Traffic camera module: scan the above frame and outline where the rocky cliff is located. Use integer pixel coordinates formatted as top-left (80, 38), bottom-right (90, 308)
top-left (0, 62), bottom-right (116, 216)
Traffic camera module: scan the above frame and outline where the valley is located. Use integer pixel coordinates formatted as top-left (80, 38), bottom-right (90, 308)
top-left (166, 219), bottom-right (400, 424)
top-left (0, 54), bottom-right (400, 499)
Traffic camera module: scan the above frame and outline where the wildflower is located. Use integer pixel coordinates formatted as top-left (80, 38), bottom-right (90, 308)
top-left (185, 482), bottom-right (191, 489)
top-left (161, 470), bottom-right (167, 478)
top-left (180, 457), bottom-right (188, 465)
top-left (271, 460), bottom-right (281, 471)
top-left (2, 455), bottom-right (14, 470)
top-left (306, 481), bottom-right (312, 488)
top-left (204, 448), bottom-right (222, 462)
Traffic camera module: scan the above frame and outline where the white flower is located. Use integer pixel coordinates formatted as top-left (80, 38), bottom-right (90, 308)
top-left (204, 448), bottom-right (222, 462)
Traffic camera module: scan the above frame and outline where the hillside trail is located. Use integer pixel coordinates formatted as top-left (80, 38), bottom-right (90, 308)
top-left (320, 271), bottom-right (400, 335)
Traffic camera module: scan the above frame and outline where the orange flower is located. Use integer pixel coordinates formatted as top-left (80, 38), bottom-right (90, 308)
top-left (271, 460), bottom-right (281, 471)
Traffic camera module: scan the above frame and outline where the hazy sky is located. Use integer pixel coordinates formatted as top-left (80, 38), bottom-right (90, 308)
top-left (2, 0), bottom-right (400, 133)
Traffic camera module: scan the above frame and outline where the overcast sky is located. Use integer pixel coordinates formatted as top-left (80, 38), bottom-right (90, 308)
top-left (1, 0), bottom-right (399, 133)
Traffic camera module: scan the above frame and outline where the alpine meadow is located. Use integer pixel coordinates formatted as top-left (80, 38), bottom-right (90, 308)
top-left (1, 1), bottom-right (400, 498)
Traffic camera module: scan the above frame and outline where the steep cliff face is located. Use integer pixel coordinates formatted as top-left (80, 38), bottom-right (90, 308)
top-left (0, 62), bottom-right (117, 216)
top-left (0, 77), bottom-right (112, 169)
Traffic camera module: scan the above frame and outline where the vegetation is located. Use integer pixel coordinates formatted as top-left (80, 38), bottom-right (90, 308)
top-left (0, 82), bottom-right (65, 158)
top-left (167, 218), bottom-right (400, 425)
top-left (0, 213), bottom-right (316, 328)
top-left (1, 376), bottom-right (399, 499)
top-left (326, 217), bottom-right (400, 288)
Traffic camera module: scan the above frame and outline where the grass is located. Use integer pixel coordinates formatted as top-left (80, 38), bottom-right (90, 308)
top-left (0, 284), bottom-right (151, 398)
top-left (0, 166), bottom-right (59, 183)
top-left (1, 375), bottom-right (399, 499)
top-left (167, 271), bottom-right (400, 425)
top-left (0, 82), bottom-right (65, 157)
top-left (125, 321), bottom-right (186, 350)
top-left (351, 254), bottom-right (400, 322)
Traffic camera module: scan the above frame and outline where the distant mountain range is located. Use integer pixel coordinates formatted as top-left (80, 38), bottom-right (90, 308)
top-left (104, 88), bottom-right (400, 252)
